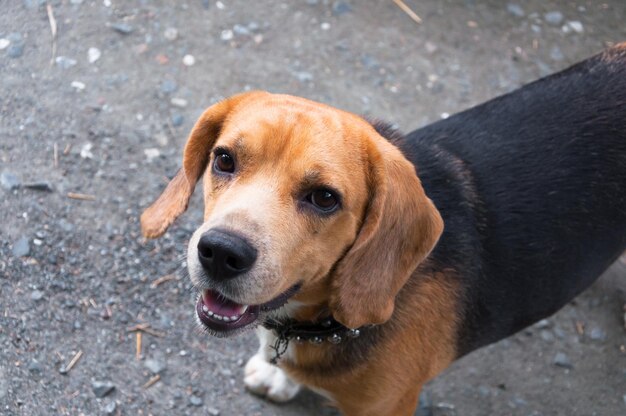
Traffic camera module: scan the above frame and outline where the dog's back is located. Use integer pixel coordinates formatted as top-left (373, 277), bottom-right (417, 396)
top-left (400, 44), bottom-right (626, 354)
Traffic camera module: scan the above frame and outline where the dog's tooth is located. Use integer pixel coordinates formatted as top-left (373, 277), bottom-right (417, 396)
top-left (223, 316), bottom-right (231, 322)
top-left (231, 315), bottom-right (239, 321)
top-left (241, 305), bottom-right (249, 314)
top-left (202, 305), bottom-right (208, 313)
top-left (208, 310), bottom-right (214, 316)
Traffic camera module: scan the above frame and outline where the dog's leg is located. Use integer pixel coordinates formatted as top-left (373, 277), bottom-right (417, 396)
top-left (244, 327), bottom-right (301, 402)
top-left (337, 384), bottom-right (423, 416)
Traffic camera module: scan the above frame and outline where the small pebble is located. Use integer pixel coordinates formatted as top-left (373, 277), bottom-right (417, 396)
top-left (7, 32), bottom-right (22, 42)
top-left (7, 43), bottom-right (24, 58)
top-left (320, 22), bottom-right (331, 30)
top-left (506, 4), bottom-right (525, 17)
top-left (511, 396), bottom-right (528, 407)
top-left (220, 30), bottom-right (234, 41)
top-left (535, 319), bottom-right (551, 329)
top-left (110, 22), bottom-right (134, 35)
top-left (567, 21), bottom-right (584, 33)
top-left (332, 1), bottom-right (352, 16)
top-left (170, 98), bottom-right (188, 108)
top-left (164, 27), bottom-right (178, 41)
top-left (294, 71), bottom-right (313, 82)
top-left (424, 41), bottom-right (438, 54)
top-left (233, 24), bottom-right (250, 36)
top-left (55, 56), bottom-right (77, 69)
top-left (28, 360), bottom-right (43, 373)
top-left (58, 219), bottom-right (74, 232)
top-left (544, 11), bottom-right (564, 25)
top-left (0, 39), bottom-right (10, 50)
top-left (71, 81), bottom-right (86, 91)
top-left (31, 290), bottom-right (44, 301)
top-left (1, 171), bottom-right (20, 190)
top-left (144, 148), bottom-right (161, 162)
top-left (6, 33), bottom-right (24, 58)
top-left (216, 1), bottom-right (224, 9)
top-left (182, 54), bottom-right (195, 66)
top-left (553, 352), bottom-right (573, 368)
top-left (92, 381), bottom-right (115, 398)
top-left (144, 358), bottom-right (167, 374)
top-left (80, 143), bottom-right (94, 159)
top-left (589, 327), bottom-right (607, 342)
top-left (171, 114), bottom-right (184, 127)
top-left (550, 46), bottom-right (564, 61)
top-left (154, 132), bottom-right (169, 146)
top-left (540, 329), bottom-right (555, 342)
top-left (189, 395), bottom-right (203, 406)
top-left (104, 401), bottom-right (117, 415)
top-left (207, 407), bottom-right (220, 416)
top-left (160, 79), bottom-right (178, 94)
top-left (22, 0), bottom-right (44, 9)
top-left (88, 47), bottom-right (101, 63)
top-left (12, 236), bottom-right (30, 257)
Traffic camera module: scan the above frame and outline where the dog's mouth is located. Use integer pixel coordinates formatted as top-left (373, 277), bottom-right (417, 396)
top-left (196, 284), bottom-right (300, 335)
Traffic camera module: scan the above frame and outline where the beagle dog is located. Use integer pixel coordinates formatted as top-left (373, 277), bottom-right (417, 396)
top-left (141, 44), bottom-right (626, 415)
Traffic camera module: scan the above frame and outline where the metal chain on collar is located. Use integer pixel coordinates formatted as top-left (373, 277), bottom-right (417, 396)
top-left (269, 332), bottom-right (290, 365)
top-left (263, 317), bottom-right (362, 364)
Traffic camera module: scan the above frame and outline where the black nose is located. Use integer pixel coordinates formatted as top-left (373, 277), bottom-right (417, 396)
top-left (197, 229), bottom-right (257, 280)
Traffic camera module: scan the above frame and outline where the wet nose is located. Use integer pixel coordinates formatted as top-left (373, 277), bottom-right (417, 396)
top-left (197, 229), bottom-right (257, 280)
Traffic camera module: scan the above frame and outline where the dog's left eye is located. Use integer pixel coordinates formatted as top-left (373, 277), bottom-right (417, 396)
top-left (306, 189), bottom-right (339, 212)
top-left (214, 152), bottom-right (235, 173)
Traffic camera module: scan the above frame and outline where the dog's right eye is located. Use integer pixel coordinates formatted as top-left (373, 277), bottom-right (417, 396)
top-left (304, 189), bottom-right (340, 213)
top-left (214, 152), bottom-right (235, 173)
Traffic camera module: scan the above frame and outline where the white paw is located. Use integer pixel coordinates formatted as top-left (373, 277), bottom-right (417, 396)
top-left (244, 354), bottom-right (301, 402)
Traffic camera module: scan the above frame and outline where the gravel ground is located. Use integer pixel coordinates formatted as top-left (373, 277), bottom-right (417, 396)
top-left (1, 1), bottom-right (625, 415)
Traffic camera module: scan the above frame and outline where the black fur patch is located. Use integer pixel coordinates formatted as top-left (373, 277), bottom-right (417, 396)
top-left (398, 45), bottom-right (626, 355)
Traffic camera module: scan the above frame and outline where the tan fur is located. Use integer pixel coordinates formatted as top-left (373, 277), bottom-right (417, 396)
top-left (141, 92), bottom-right (457, 416)
top-left (286, 271), bottom-right (459, 416)
top-left (328, 134), bottom-right (444, 329)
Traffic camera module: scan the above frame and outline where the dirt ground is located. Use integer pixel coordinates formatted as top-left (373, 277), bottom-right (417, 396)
top-left (1, 1), bottom-right (625, 415)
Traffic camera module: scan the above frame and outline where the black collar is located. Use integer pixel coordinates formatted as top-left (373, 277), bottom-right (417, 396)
top-left (262, 317), bottom-right (362, 364)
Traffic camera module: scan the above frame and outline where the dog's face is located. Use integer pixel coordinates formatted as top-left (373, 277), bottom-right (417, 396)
top-left (141, 92), bottom-right (443, 336)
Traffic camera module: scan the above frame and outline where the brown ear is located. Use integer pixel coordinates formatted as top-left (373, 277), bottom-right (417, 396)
top-left (140, 91), bottom-right (265, 238)
top-left (329, 132), bottom-right (444, 329)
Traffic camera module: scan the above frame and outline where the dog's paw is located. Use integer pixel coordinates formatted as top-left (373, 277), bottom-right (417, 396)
top-left (244, 354), bottom-right (301, 402)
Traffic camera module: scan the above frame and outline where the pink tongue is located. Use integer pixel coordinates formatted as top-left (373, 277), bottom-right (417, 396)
top-left (202, 290), bottom-right (247, 316)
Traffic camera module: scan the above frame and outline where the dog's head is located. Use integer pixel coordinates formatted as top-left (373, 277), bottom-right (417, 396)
top-left (141, 91), bottom-right (443, 335)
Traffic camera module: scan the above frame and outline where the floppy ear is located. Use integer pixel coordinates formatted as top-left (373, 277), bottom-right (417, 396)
top-left (329, 133), bottom-right (444, 329)
top-left (140, 91), bottom-right (264, 238)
